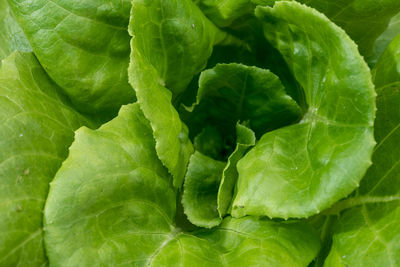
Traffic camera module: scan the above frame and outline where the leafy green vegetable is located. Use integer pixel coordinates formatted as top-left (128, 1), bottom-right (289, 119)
top-left (128, 0), bottom-right (240, 186)
top-left (0, 0), bottom-right (30, 62)
top-left (217, 123), bottom-right (255, 217)
top-left (232, 1), bottom-right (376, 219)
top-left (195, 0), bottom-right (254, 27)
top-left (0, 52), bottom-right (94, 266)
top-left (324, 33), bottom-right (400, 267)
top-left (130, 0), bottom-right (242, 97)
top-left (182, 151), bottom-right (225, 228)
top-left (184, 63), bottom-right (301, 138)
top-left (182, 123), bottom-right (255, 227)
top-left (8, 0), bottom-right (135, 115)
top-left (371, 12), bottom-right (400, 65)
top-left (1, 0), bottom-right (399, 265)
top-left (44, 103), bottom-right (320, 266)
top-left (296, 0), bottom-right (400, 60)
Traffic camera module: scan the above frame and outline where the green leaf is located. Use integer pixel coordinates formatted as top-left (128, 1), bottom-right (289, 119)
top-left (0, 0), bottom-right (31, 63)
top-left (182, 151), bottom-right (226, 228)
top-left (184, 63), bottom-right (302, 139)
top-left (8, 0), bottom-right (135, 114)
top-left (44, 103), bottom-right (176, 265)
top-left (306, 214), bottom-right (337, 267)
top-left (218, 123), bottom-right (255, 216)
top-left (0, 52), bottom-right (93, 266)
top-left (296, 0), bottom-right (400, 60)
top-left (43, 105), bottom-right (320, 265)
top-left (183, 123), bottom-right (255, 227)
top-left (195, 0), bottom-right (254, 27)
top-left (130, 0), bottom-right (242, 187)
top-left (130, 0), bottom-right (242, 97)
top-left (128, 38), bottom-right (193, 188)
top-left (232, 2), bottom-right (376, 219)
top-left (371, 12), bottom-right (400, 65)
top-left (373, 34), bottom-right (400, 89)
top-left (151, 217), bottom-right (320, 266)
top-left (324, 34), bottom-right (400, 267)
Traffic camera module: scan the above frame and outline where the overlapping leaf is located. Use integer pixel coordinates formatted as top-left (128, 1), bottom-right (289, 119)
top-left (296, 0), bottom-right (400, 60)
top-left (0, 52), bottom-right (94, 266)
top-left (0, 0), bottom-right (398, 265)
top-left (8, 0), bottom-right (135, 115)
top-left (324, 34), bottom-right (400, 267)
top-left (182, 123), bottom-right (255, 228)
top-left (371, 12), bottom-right (400, 65)
top-left (184, 63), bottom-right (301, 138)
top-left (0, 0), bottom-right (30, 62)
top-left (128, 0), bottom-right (243, 187)
top-left (195, 0), bottom-right (254, 27)
top-left (232, 2), bottom-right (376, 219)
top-left (44, 103), bottom-right (321, 266)
top-left (181, 63), bottom-right (300, 227)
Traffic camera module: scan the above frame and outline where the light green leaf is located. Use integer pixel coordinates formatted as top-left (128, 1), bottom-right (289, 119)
top-left (44, 103), bottom-right (177, 266)
top-left (182, 151), bottom-right (226, 228)
top-left (371, 12), bottom-right (400, 65)
top-left (373, 34), bottom-right (400, 89)
top-left (0, 52), bottom-right (93, 266)
top-left (306, 214), bottom-right (337, 267)
top-left (185, 63), bottom-right (302, 138)
top-left (8, 0), bottom-right (135, 114)
top-left (128, 39), bottom-right (193, 188)
top-left (183, 123), bottom-right (255, 227)
top-left (130, 0), bottom-right (242, 97)
top-left (296, 0), bottom-right (400, 60)
top-left (232, 2), bottom-right (376, 219)
top-left (324, 34), bottom-right (400, 267)
top-left (130, 0), bottom-right (239, 187)
top-left (43, 107), bottom-right (320, 265)
top-left (151, 217), bottom-right (320, 266)
top-left (0, 0), bottom-right (31, 63)
top-left (195, 0), bottom-right (254, 27)
top-left (218, 123), bottom-right (255, 217)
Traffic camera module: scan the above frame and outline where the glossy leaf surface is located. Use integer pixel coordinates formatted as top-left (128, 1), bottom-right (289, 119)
top-left (0, 52), bottom-right (93, 266)
top-left (232, 2), bottom-right (376, 219)
top-left (44, 104), bottom-right (320, 266)
top-left (8, 0), bottom-right (135, 114)
top-left (325, 33), bottom-right (400, 267)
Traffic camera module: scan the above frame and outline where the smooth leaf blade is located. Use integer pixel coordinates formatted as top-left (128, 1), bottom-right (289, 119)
top-left (232, 2), bottom-right (376, 219)
top-left (129, 0), bottom-right (237, 187)
top-left (43, 103), bottom-right (320, 266)
top-left (130, 0), bottom-right (240, 97)
top-left (0, 0), bottom-right (31, 63)
top-left (371, 12), bottom-right (400, 65)
top-left (185, 63), bottom-right (302, 139)
top-left (218, 123), bottom-right (255, 216)
top-left (128, 41), bottom-right (193, 188)
top-left (182, 151), bottom-right (225, 228)
top-left (325, 203), bottom-right (400, 267)
top-left (325, 35), bottom-right (400, 266)
top-left (296, 0), bottom-right (400, 60)
top-left (8, 0), bottom-right (135, 114)
top-left (195, 0), bottom-right (254, 28)
top-left (0, 52), bottom-right (93, 266)
top-left (44, 103), bottom-right (177, 266)
top-left (182, 123), bottom-right (255, 227)
top-left (152, 217), bottom-right (320, 267)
